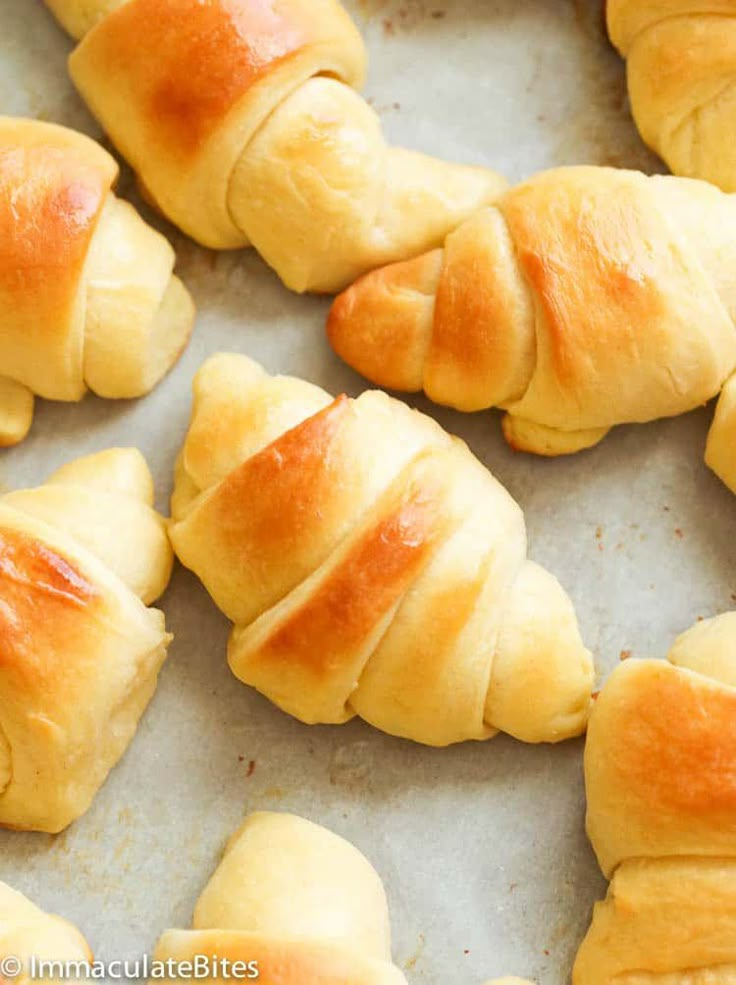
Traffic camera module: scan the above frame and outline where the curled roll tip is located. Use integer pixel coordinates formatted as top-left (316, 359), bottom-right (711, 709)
top-left (154, 811), bottom-right (408, 984)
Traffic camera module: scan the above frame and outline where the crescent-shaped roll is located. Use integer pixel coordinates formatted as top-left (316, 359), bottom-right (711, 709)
top-left (169, 353), bottom-right (593, 747)
top-left (0, 117), bottom-right (194, 447)
top-left (608, 1), bottom-right (736, 191)
top-left (0, 448), bottom-right (174, 833)
top-left (574, 611), bottom-right (736, 984)
top-left (0, 883), bottom-right (91, 984)
top-left (152, 811), bottom-right (408, 984)
top-left (43, 0), bottom-right (506, 294)
top-left (328, 165), bottom-right (736, 473)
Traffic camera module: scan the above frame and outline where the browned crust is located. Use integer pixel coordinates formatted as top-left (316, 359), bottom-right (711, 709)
top-left (612, 665), bottom-right (736, 817)
top-left (327, 250), bottom-right (441, 391)
top-left (0, 141), bottom-right (109, 347)
top-left (79, 0), bottom-right (339, 157)
top-left (248, 466), bottom-right (446, 680)
top-left (0, 527), bottom-right (99, 688)
top-left (203, 395), bottom-right (351, 559)
top-left (500, 172), bottom-right (673, 396)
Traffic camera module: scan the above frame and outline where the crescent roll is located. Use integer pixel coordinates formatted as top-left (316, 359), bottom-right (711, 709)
top-left (43, 0), bottom-right (506, 293)
top-left (574, 611), bottom-right (736, 984)
top-left (608, 1), bottom-right (736, 191)
top-left (0, 883), bottom-right (91, 984)
top-left (169, 353), bottom-right (593, 747)
top-left (0, 448), bottom-right (173, 832)
top-left (152, 811), bottom-right (408, 984)
top-left (0, 117), bottom-right (194, 447)
top-left (328, 165), bottom-right (736, 485)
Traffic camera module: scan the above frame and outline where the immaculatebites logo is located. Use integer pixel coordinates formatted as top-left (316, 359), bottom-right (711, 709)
top-left (0, 954), bottom-right (260, 981)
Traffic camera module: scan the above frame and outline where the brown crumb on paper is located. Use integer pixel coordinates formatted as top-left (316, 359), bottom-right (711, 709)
top-left (381, 2), bottom-right (447, 36)
top-left (403, 933), bottom-right (426, 971)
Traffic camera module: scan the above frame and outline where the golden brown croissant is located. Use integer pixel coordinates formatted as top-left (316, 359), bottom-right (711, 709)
top-left (0, 117), bottom-right (194, 447)
top-left (169, 353), bottom-right (593, 747)
top-left (328, 165), bottom-right (736, 481)
top-left (0, 882), bottom-right (91, 982)
top-left (152, 811), bottom-right (409, 984)
top-left (574, 611), bottom-right (736, 984)
top-left (0, 448), bottom-right (173, 833)
top-left (43, 0), bottom-right (506, 294)
top-left (608, 1), bottom-right (736, 191)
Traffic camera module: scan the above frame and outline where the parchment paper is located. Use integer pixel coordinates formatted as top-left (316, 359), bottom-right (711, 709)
top-left (2, 2), bottom-right (735, 981)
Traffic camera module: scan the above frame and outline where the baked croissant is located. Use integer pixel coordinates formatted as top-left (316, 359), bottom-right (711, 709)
top-left (574, 611), bottom-right (736, 984)
top-left (0, 117), bottom-right (194, 447)
top-left (0, 882), bottom-right (91, 982)
top-left (328, 165), bottom-right (736, 474)
top-left (153, 811), bottom-right (409, 984)
top-left (43, 0), bottom-right (506, 294)
top-left (0, 448), bottom-right (173, 833)
top-left (608, 1), bottom-right (736, 192)
top-left (169, 353), bottom-right (593, 747)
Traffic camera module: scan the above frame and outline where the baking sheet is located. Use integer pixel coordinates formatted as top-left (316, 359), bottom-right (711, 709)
top-left (2, 1), bottom-right (736, 980)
